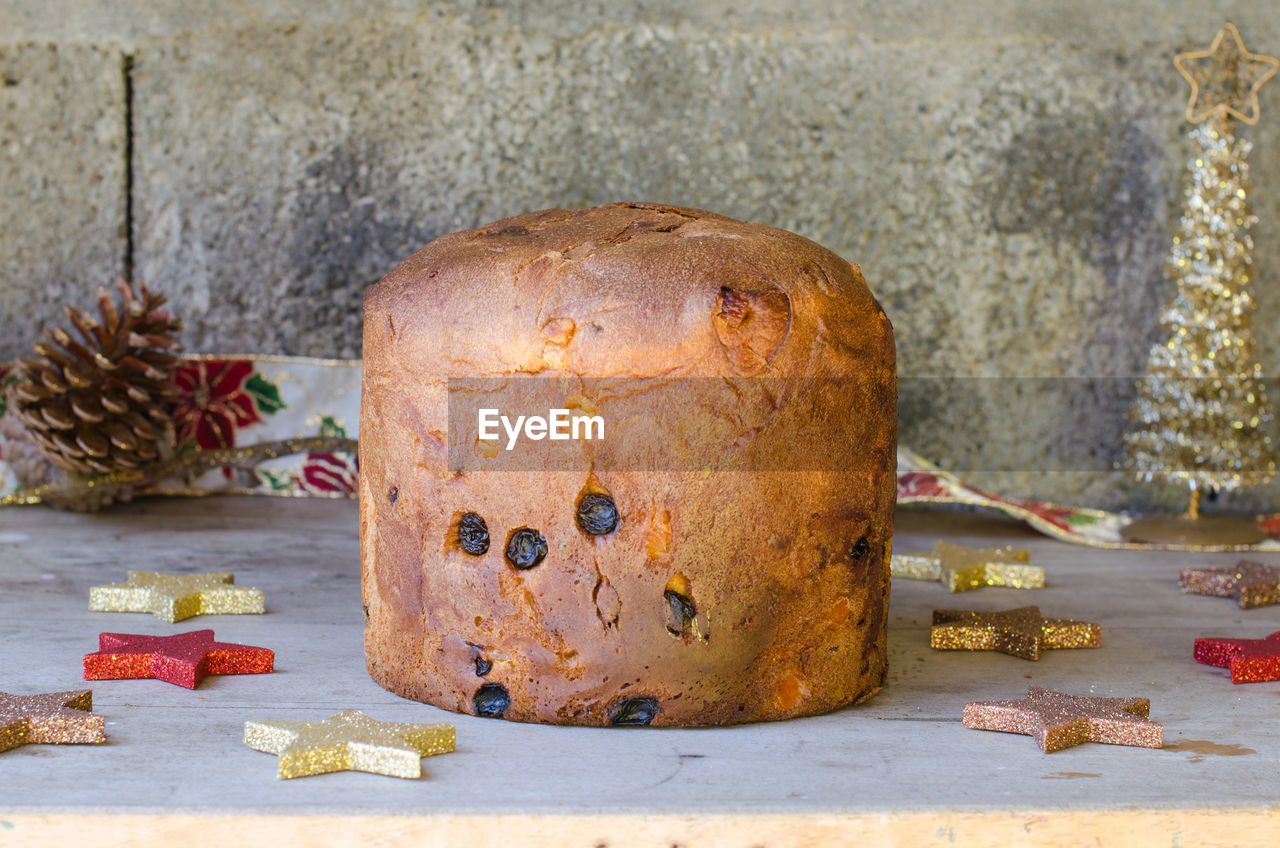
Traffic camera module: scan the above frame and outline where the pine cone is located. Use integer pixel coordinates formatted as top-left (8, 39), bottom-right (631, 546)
top-left (0, 400), bottom-right (56, 488)
top-left (0, 408), bottom-right (134, 510)
top-left (10, 279), bottom-right (183, 475)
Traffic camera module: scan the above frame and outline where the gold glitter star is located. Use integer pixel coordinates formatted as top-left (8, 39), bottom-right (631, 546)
top-left (963, 687), bottom-right (1163, 753)
top-left (244, 710), bottom-right (455, 779)
top-left (891, 541), bottom-right (1044, 592)
top-left (89, 571), bottom-right (265, 622)
top-left (931, 605), bottom-right (1101, 660)
top-left (0, 689), bottom-right (106, 752)
top-left (1175, 22), bottom-right (1279, 125)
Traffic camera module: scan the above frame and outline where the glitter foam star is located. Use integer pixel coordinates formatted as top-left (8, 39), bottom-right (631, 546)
top-left (83, 629), bottom-right (274, 688)
top-left (244, 710), bottom-right (456, 779)
top-left (931, 605), bottom-right (1100, 660)
top-left (963, 686), bottom-right (1163, 753)
top-left (89, 570), bottom-right (265, 622)
top-left (0, 689), bottom-right (106, 752)
top-left (1175, 22), bottom-right (1279, 125)
top-left (1193, 630), bottom-right (1280, 683)
top-left (891, 541), bottom-right (1045, 592)
top-left (1180, 560), bottom-right (1280, 609)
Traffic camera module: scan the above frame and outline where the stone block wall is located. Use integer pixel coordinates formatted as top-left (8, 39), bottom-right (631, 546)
top-left (3, 1), bottom-right (1280, 511)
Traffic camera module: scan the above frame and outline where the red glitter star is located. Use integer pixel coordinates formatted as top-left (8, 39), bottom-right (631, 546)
top-left (1193, 631), bottom-right (1280, 683)
top-left (83, 629), bottom-right (274, 689)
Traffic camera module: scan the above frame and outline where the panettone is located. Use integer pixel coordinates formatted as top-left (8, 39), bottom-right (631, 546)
top-left (360, 202), bottom-right (896, 726)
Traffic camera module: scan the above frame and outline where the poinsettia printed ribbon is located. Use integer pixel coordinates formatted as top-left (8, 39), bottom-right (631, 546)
top-left (1, 354), bottom-right (1277, 549)
top-left (0, 355), bottom-right (360, 499)
top-left (172, 359), bottom-right (285, 457)
top-left (897, 452), bottom-right (1279, 551)
top-left (166, 357), bottom-right (360, 495)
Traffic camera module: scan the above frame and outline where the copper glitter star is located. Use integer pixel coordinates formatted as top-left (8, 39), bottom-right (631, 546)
top-left (244, 710), bottom-right (456, 779)
top-left (89, 570), bottom-right (265, 622)
top-left (1180, 560), bottom-right (1280, 609)
top-left (1193, 630), bottom-right (1280, 683)
top-left (891, 541), bottom-right (1045, 592)
top-left (963, 687), bottom-right (1163, 753)
top-left (931, 605), bottom-right (1101, 660)
top-left (1175, 23), bottom-right (1279, 125)
top-left (0, 689), bottom-right (106, 752)
top-left (83, 629), bottom-right (274, 688)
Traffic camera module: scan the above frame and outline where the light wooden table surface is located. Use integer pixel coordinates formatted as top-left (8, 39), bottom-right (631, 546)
top-left (0, 497), bottom-right (1277, 847)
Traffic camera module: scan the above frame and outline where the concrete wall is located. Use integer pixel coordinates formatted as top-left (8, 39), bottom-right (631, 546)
top-left (3, 1), bottom-right (1279, 512)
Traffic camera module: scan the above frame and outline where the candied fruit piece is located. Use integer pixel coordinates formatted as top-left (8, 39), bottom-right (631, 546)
top-left (458, 512), bottom-right (490, 556)
top-left (505, 528), bottom-right (548, 569)
top-left (773, 672), bottom-right (810, 712)
top-left (665, 572), bottom-right (692, 596)
top-left (565, 393), bottom-right (598, 416)
top-left (645, 509), bottom-right (672, 558)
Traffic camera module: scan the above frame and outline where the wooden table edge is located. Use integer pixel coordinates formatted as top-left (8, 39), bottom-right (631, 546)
top-left (1, 808), bottom-right (1277, 847)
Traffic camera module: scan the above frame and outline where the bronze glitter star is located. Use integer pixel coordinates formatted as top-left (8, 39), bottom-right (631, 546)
top-left (1175, 22), bottom-right (1279, 125)
top-left (244, 710), bottom-right (456, 779)
top-left (1180, 560), bottom-right (1280, 609)
top-left (0, 689), bottom-right (106, 752)
top-left (89, 570), bottom-right (265, 622)
top-left (891, 541), bottom-right (1045, 592)
top-left (963, 687), bottom-right (1163, 753)
top-left (931, 605), bottom-right (1100, 660)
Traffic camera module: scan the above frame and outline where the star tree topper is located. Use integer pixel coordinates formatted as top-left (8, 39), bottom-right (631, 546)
top-left (1175, 22), bottom-right (1279, 125)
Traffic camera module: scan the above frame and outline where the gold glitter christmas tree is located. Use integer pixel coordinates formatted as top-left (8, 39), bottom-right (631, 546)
top-left (1121, 23), bottom-right (1278, 543)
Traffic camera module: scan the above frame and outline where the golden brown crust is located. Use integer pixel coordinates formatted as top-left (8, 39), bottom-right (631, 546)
top-left (360, 202), bottom-right (896, 726)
